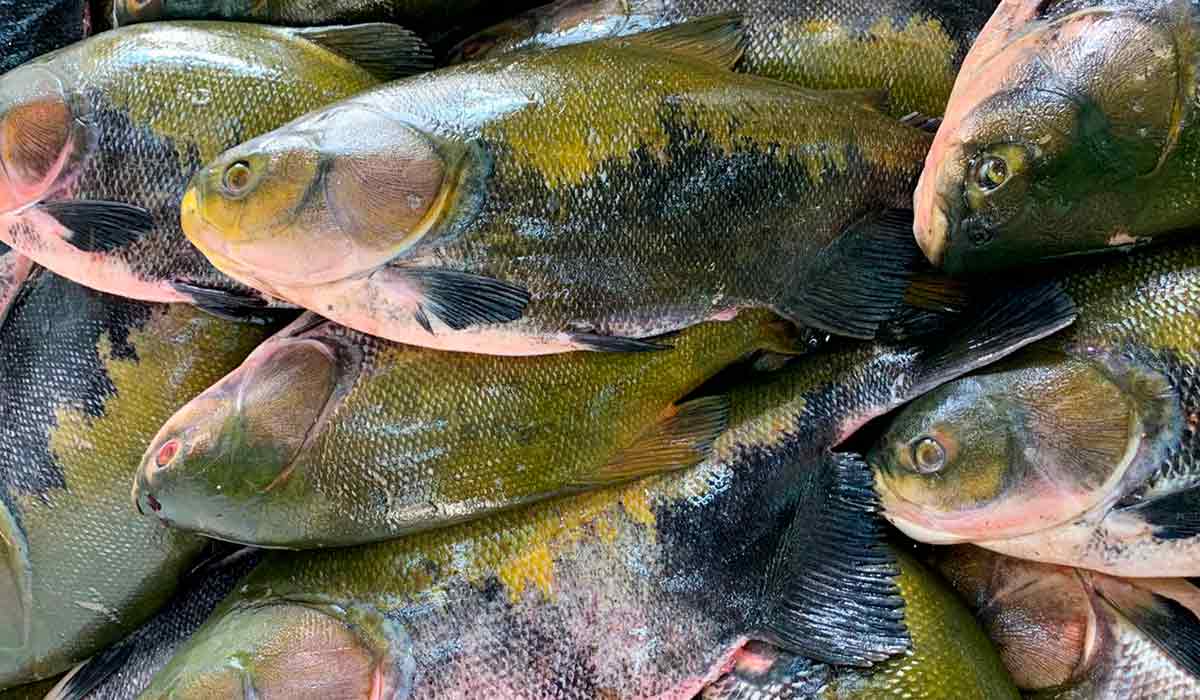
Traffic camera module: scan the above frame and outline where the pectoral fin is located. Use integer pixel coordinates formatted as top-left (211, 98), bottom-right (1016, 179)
top-left (0, 499), bottom-right (32, 653)
top-left (39, 200), bottom-right (154, 253)
top-left (378, 266), bottom-right (530, 333)
top-left (575, 396), bottom-right (731, 487)
top-left (288, 24), bottom-right (433, 81)
top-left (753, 452), bottom-right (908, 667)
top-left (1116, 484), bottom-right (1200, 541)
top-left (1093, 576), bottom-right (1200, 679)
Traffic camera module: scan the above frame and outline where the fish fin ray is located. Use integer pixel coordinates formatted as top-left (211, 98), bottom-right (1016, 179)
top-left (385, 267), bottom-right (530, 331)
top-left (909, 281), bottom-right (1077, 396)
top-left (45, 640), bottom-right (136, 700)
top-left (898, 111), bottom-right (943, 133)
top-left (288, 24), bottom-right (433, 81)
top-left (40, 200), bottom-right (153, 253)
top-left (1117, 484), bottom-right (1200, 540)
top-left (576, 396), bottom-right (731, 487)
top-left (170, 281), bottom-right (294, 326)
top-left (778, 209), bottom-right (923, 340)
top-left (570, 332), bottom-right (673, 353)
top-left (754, 452), bottom-right (909, 666)
top-left (625, 13), bottom-right (746, 70)
top-left (1094, 577), bottom-right (1200, 679)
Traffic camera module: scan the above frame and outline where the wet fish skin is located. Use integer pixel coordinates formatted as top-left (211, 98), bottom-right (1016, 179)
top-left (871, 240), bottom-right (1200, 577)
top-left (42, 549), bottom-right (260, 700)
top-left (183, 23), bottom-right (935, 355)
top-left (914, 0), bottom-right (1200, 274)
top-left (135, 284), bottom-right (1071, 698)
top-left (453, 0), bottom-right (1000, 118)
top-left (0, 0), bottom-right (89, 74)
top-left (133, 311), bottom-right (792, 549)
top-left (0, 21), bottom-right (418, 311)
top-left (701, 549), bottom-right (1018, 700)
top-left (933, 546), bottom-right (1200, 699)
top-left (0, 269), bottom-right (271, 689)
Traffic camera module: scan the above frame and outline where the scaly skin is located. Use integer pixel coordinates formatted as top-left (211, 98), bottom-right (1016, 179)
top-left (872, 241), bottom-right (1200, 577)
top-left (0, 0), bottom-right (89, 74)
top-left (701, 550), bottom-right (1018, 700)
top-left (453, 0), bottom-right (1000, 118)
top-left (140, 331), bottom-right (1027, 699)
top-left (133, 311), bottom-right (796, 548)
top-left (914, 0), bottom-right (1200, 273)
top-left (184, 35), bottom-right (934, 354)
top-left (0, 269), bottom-right (270, 689)
top-left (0, 22), bottom-right (383, 305)
top-left (934, 546), bottom-right (1200, 699)
top-left (109, 0), bottom-right (545, 45)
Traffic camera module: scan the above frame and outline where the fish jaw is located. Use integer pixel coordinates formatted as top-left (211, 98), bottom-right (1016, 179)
top-left (0, 209), bottom-right (190, 304)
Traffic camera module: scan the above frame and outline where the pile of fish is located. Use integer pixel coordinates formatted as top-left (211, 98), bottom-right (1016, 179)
top-left (0, 0), bottom-right (1198, 698)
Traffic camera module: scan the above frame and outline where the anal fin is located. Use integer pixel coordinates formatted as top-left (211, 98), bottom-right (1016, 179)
top-left (753, 452), bottom-right (908, 667)
top-left (574, 395), bottom-right (731, 487)
top-left (40, 200), bottom-right (154, 253)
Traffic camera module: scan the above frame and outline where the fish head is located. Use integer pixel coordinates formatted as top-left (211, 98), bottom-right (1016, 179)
top-left (0, 63), bottom-right (90, 214)
top-left (931, 546), bottom-right (1099, 691)
top-left (132, 335), bottom-right (340, 545)
top-left (140, 602), bottom-right (413, 699)
top-left (869, 351), bottom-right (1138, 545)
top-left (916, 3), bottom-right (1190, 273)
top-left (111, 0), bottom-right (165, 25)
top-left (181, 103), bottom-right (452, 289)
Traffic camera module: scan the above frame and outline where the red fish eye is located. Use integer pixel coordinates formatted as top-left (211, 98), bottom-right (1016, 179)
top-left (155, 439), bottom-right (180, 468)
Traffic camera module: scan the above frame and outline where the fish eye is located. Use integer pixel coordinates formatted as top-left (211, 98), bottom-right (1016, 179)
top-left (974, 155), bottom-right (1009, 191)
top-left (155, 439), bottom-right (181, 470)
top-left (909, 436), bottom-right (946, 474)
top-left (221, 161), bottom-right (255, 198)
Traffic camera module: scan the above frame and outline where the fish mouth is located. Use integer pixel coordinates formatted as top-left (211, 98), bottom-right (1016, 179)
top-left (912, 167), bottom-right (951, 268)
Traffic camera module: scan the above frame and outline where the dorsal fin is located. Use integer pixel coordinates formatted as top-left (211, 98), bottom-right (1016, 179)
top-left (288, 24), bottom-right (434, 82)
top-left (624, 13), bottom-right (746, 71)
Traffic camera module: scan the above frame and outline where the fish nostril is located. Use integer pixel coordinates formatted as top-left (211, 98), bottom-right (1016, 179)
top-left (146, 493), bottom-right (162, 513)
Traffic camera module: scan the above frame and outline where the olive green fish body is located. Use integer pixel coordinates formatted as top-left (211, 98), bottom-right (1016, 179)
top-left (0, 269), bottom-right (269, 689)
top-left (134, 310), bottom-right (796, 548)
top-left (138, 283), bottom-right (1073, 697)
top-left (456, 0), bottom-right (1000, 117)
top-left (185, 30), bottom-right (934, 354)
top-left (873, 241), bottom-right (1200, 576)
top-left (915, 0), bottom-right (1200, 273)
top-left (0, 22), bottom-right (398, 310)
top-left (935, 546), bottom-right (1200, 699)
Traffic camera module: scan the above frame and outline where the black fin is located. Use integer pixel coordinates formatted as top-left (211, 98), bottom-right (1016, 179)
top-left (399, 267), bottom-right (530, 332)
top-left (754, 452), bottom-right (908, 667)
top-left (45, 642), bottom-right (136, 700)
top-left (170, 281), bottom-right (294, 326)
top-left (40, 200), bottom-right (154, 253)
top-left (780, 209), bottom-right (923, 340)
top-left (899, 112), bottom-right (943, 133)
top-left (571, 332), bottom-right (674, 353)
top-left (909, 281), bottom-right (1077, 396)
top-left (625, 13), bottom-right (746, 70)
top-left (1117, 485), bottom-right (1200, 540)
top-left (1094, 578), bottom-right (1200, 680)
top-left (289, 24), bottom-right (433, 81)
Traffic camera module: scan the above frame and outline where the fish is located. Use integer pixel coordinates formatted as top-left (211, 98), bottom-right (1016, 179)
top-left (933, 545), bottom-right (1200, 699)
top-left (870, 239), bottom-right (1200, 577)
top-left (41, 548), bottom-right (261, 700)
top-left (0, 268), bottom-right (271, 689)
top-left (0, 0), bottom-right (90, 74)
top-left (135, 283), bottom-right (1071, 698)
top-left (699, 548), bottom-right (1018, 700)
top-left (0, 21), bottom-right (430, 321)
top-left (133, 310), bottom-right (801, 549)
top-left (451, 0), bottom-right (1000, 119)
top-left (181, 18), bottom-right (937, 356)
top-left (913, 0), bottom-right (1200, 274)
top-left (108, 0), bottom-right (546, 49)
